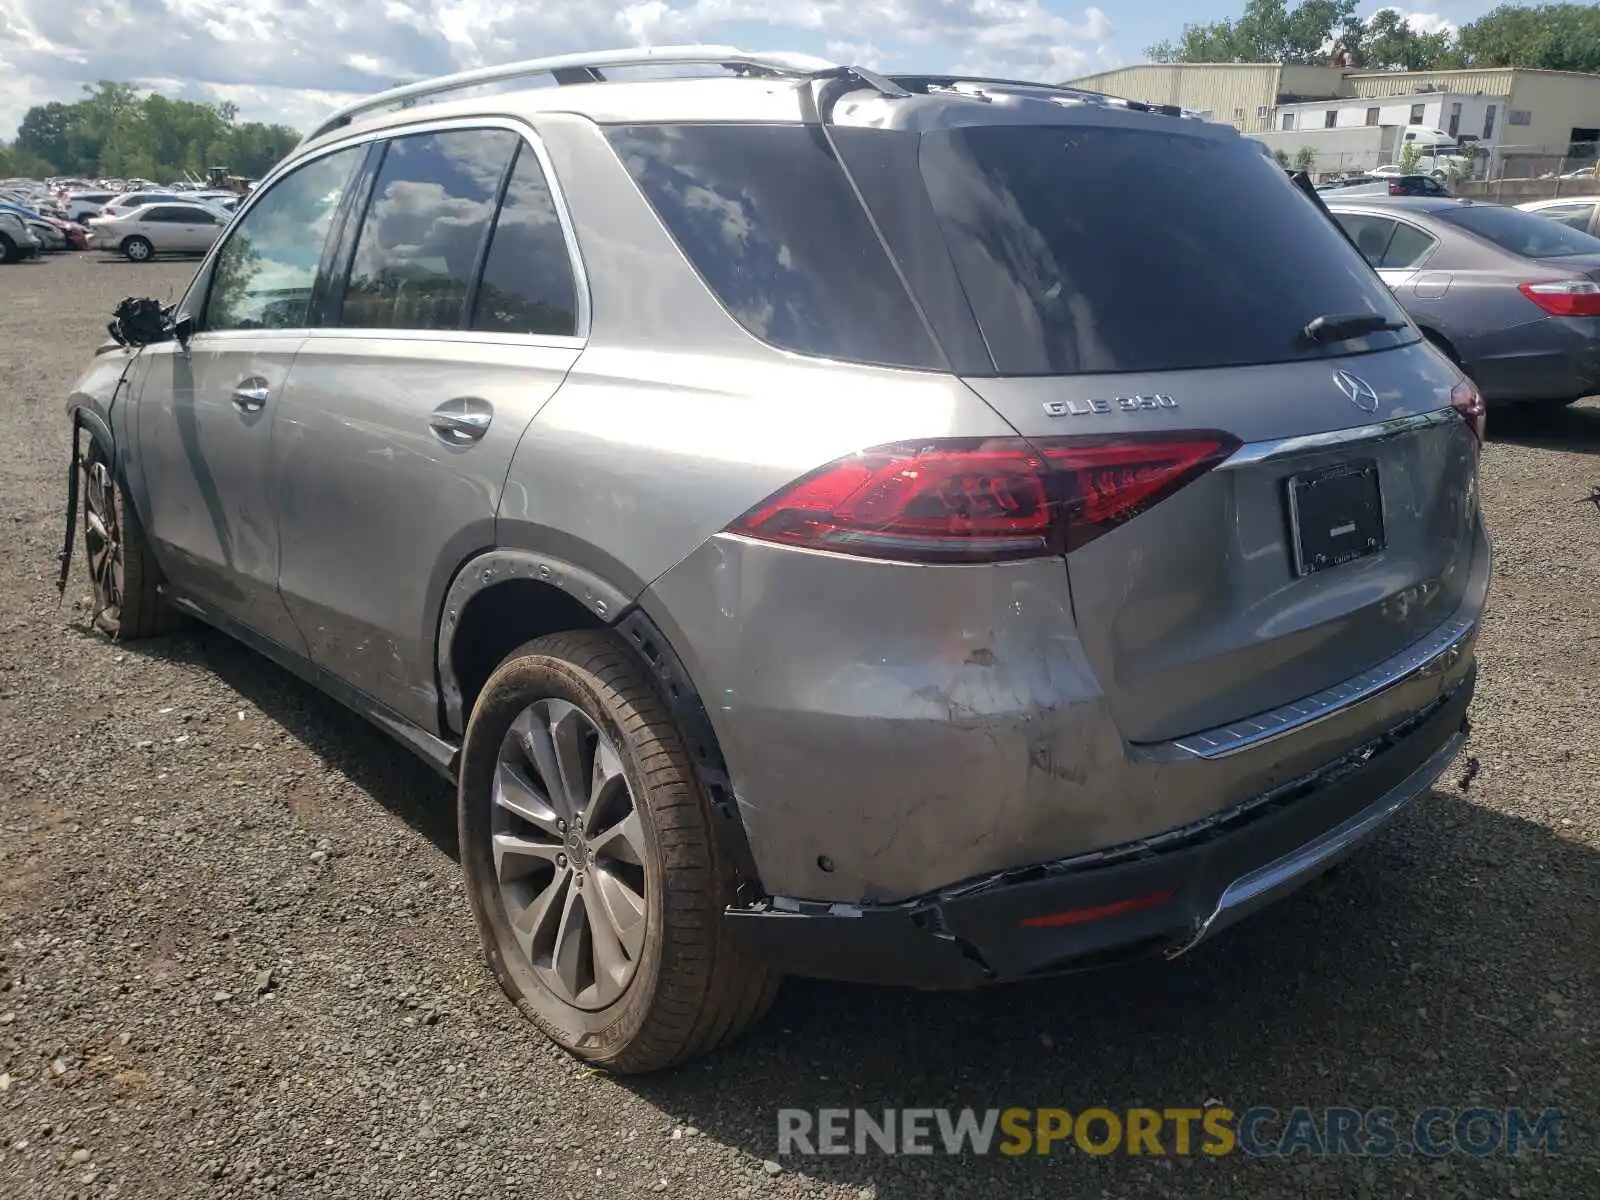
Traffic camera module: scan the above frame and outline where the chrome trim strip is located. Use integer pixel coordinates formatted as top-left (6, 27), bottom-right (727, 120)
top-left (1167, 725), bottom-right (1465, 958)
top-left (1217, 409), bottom-right (1457, 470)
top-left (1170, 615), bottom-right (1476, 759)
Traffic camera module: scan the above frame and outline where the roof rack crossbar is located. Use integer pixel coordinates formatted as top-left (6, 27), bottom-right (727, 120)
top-left (301, 45), bottom-right (839, 145)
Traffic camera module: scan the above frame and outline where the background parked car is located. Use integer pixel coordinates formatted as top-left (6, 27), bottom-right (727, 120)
top-left (1326, 195), bottom-right (1600, 409)
top-left (88, 202), bottom-right (230, 261)
top-left (0, 210), bottom-right (40, 262)
top-left (1518, 196), bottom-right (1600, 238)
top-left (97, 190), bottom-right (231, 221)
top-left (63, 191), bottom-right (116, 222)
top-left (1335, 174), bottom-right (1451, 198)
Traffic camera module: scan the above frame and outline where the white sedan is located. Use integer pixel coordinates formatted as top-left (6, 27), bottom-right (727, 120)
top-left (89, 202), bottom-right (230, 262)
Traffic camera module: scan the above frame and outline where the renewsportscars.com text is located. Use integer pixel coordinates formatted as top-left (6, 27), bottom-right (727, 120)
top-left (776, 1106), bottom-right (1563, 1159)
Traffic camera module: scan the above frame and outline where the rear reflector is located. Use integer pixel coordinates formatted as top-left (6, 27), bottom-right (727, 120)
top-left (1518, 279), bottom-right (1600, 318)
top-left (1017, 889), bottom-right (1176, 928)
top-left (1450, 378), bottom-right (1486, 443)
top-left (727, 433), bottom-right (1239, 563)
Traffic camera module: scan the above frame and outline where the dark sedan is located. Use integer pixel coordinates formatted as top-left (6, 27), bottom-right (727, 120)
top-left (1325, 196), bottom-right (1600, 408)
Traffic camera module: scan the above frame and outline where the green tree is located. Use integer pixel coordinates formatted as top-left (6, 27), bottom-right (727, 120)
top-left (4, 80), bottom-right (299, 181)
top-left (1398, 142), bottom-right (1422, 174)
top-left (1292, 145), bottom-right (1318, 172)
top-left (1456, 4), bottom-right (1600, 73)
top-left (1148, 1), bottom-right (1600, 73)
top-left (1355, 9), bottom-right (1458, 70)
top-left (1147, 0), bottom-right (1359, 64)
top-left (14, 102), bottom-right (76, 170)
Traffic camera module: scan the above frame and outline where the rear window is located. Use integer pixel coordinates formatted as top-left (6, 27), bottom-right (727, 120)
top-left (606, 124), bottom-right (942, 370)
top-left (1436, 203), bottom-right (1600, 259)
top-left (917, 125), bottom-right (1415, 375)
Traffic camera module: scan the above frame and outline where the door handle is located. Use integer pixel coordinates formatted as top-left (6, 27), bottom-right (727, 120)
top-left (231, 379), bottom-right (270, 413)
top-left (429, 397), bottom-right (493, 445)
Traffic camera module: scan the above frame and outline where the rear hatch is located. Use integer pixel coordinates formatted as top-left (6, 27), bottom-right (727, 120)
top-left (911, 120), bottom-right (1483, 743)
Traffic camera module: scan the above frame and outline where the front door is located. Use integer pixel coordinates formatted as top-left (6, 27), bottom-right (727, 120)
top-left (272, 126), bottom-right (585, 729)
top-left (136, 336), bottom-right (305, 647)
top-left (132, 142), bottom-right (369, 650)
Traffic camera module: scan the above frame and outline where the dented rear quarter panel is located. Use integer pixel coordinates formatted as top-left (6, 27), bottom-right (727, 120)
top-left (640, 521), bottom-right (1488, 906)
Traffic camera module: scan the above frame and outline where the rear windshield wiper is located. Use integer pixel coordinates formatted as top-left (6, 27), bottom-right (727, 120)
top-left (1301, 313), bottom-right (1410, 344)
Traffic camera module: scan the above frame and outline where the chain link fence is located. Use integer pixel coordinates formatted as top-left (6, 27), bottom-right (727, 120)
top-left (1297, 141), bottom-right (1598, 185)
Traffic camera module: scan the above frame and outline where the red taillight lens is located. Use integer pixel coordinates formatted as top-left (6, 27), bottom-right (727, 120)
top-left (1451, 378), bottom-right (1486, 443)
top-left (1388, 182), bottom-right (1404, 195)
top-left (727, 433), bottom-right (1239, 563)
top-left (1518, 279), bottom-right (1600, 317)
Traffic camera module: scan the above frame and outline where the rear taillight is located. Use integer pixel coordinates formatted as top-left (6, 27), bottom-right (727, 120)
top-left (1388, 182), bottom-right (1404, 195)
top-left (1517, 279), bottom-right (1600, 318)
top-left (726, 433), bottom-right (1240, 563)
top-left (1451, 378), bottom-right (1486, 443)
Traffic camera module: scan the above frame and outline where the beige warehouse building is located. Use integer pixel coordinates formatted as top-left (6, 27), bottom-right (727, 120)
top-left (1065, 63), bottom-right (1600, 159)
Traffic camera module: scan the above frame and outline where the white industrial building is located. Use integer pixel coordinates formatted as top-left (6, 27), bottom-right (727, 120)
top-left (1065, 64), bottom-right (1600, 176)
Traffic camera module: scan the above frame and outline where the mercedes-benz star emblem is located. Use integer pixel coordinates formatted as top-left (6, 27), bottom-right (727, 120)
top-left (1333, 369), bottom-right (1380, 413)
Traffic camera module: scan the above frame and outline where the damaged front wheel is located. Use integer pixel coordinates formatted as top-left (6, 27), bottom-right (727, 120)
top-left (82, 440), bottom-right (178, 638)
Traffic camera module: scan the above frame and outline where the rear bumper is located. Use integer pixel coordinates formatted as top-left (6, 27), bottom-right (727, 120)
top-left (644, 515), bottom-right (1489, 904)
top-left (726, 668), bottom-right (1472, 988)
top-left (1467, 316), bottom-right (1600, 404)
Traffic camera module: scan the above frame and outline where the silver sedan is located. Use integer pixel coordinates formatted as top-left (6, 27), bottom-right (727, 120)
top-left (88, 202), bottom-right (230, 263)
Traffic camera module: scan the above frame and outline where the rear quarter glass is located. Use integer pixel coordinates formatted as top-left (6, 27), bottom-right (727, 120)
top-left (914, 125), bottom-right (1417, 375)
top-left (605, 123), bottom-right (943, 370)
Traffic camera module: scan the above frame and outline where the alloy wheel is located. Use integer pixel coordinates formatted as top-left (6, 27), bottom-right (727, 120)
top-left (491, 699), bottom-right (649, 1010)
top-left (83, 459), bottom-right (124, 624)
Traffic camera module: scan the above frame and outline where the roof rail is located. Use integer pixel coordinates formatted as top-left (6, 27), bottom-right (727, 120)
top-left (889, 75), bottom-right (1200, 118)
top-left (300, 45), bottom-right (839, 145)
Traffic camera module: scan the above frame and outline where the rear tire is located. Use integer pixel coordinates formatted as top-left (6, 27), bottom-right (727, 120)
top-left (458, 630), bottom-right (778, 1073)
top-left (121, 236), bottom-right (153, 263)
top-left (82, 440), bottom-right (181, 639)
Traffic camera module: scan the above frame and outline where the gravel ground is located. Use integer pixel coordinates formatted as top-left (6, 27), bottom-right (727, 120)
top-left (0, 253), bottom-right (1596, 1200)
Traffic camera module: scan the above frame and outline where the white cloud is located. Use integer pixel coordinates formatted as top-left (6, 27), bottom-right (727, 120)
top-left (1373, 8), bottom-right (1459, 36)
top-left (0, 0), bottom-right (1116, 142)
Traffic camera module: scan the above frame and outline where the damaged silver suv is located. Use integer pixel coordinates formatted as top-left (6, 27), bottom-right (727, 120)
top-left (62, 47), bottom-right (1489, 1073)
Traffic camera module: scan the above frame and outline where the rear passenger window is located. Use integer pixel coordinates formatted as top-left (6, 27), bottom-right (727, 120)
top-left (1382, 223), bottom-right (1436, 268)
top-left (1334, 214), bottom-right (1395, 266)
top-left (607, 124), bottom-right (941, 370)
top-left (471, 143), bottom-right (579, 337)
top-left (340, 129), bottom-right (517, 331)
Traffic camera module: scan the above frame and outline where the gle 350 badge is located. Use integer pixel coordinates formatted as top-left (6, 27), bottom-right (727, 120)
top-left (1043, 394), bottom-right (1179, 417)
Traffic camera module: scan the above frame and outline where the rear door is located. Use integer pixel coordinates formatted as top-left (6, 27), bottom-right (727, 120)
top-left (134, 144), bottom-right (367, 650)
top-left (913, 120), bottom-right (1482, 743)
top-left (272, 123), bottom-right (584, 729)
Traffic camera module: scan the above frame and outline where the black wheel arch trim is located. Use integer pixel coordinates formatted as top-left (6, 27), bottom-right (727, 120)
top-left (616, 608), bottom-right (765, 906)
top-left (434, 548), bottom-right (766, 902)
top-left (436, 547), bottom-right (631, 733)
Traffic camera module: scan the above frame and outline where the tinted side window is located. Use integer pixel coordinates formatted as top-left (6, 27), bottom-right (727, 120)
top-left (607, 124), bottom-right (941, 370)
top-left (1334, 214), bottom-right (1395, 266)
top-left (340, 129), bottom-right (517, 331)
top-left (1382, 223), bottom-right (1437, 269)
top-left (142, 208), bottom-right (183, 223)
top-left (471, 143), bottom-right (578, 337)
top-left (204, 145), bottom-right (364, 333)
